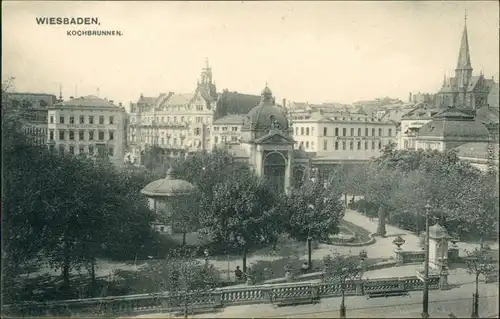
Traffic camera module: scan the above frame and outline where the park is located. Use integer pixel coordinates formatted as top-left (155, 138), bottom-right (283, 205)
top-left (2, 79), bottom-right (499, 318)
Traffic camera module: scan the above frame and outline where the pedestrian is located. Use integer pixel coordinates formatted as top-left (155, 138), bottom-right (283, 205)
top-left (234, 266), bottom-right (243, 281)
top-left (300, 262), bottom-right (309, 274)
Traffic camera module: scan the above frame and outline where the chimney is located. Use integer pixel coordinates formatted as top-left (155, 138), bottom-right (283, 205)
top-left (69, 96), bottom-right (74, 99)
top-left (119, 102), bottom-right (122, 107)
top-left (409, 92), bottom-right (412, 102)
top-left (282, 98), bottom-right (287, 109)
top-left (110, 100), bottom-right (114, 103)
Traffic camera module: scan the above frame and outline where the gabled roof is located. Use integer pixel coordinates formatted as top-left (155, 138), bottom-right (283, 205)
top-left (55, 95), bottom-right (122, 109)
top-left (138, 96), bottom-right (157, 105)
top-left (168, 93), bottom-right (195, 106)
top-left (199, 90), bottom-right (215, 103)
top-left (252, 130), bottom-right (295, 144)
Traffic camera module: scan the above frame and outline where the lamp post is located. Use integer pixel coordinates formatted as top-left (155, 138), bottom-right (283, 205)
top-left (422, 201), bottom-right (431, 318)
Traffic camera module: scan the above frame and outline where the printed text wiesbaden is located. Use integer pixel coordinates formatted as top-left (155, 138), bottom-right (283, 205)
top-left (36, 17), bottom-right (100, 25)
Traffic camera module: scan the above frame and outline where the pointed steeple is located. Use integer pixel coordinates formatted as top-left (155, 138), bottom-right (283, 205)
top-left (456, 11), bottom-right (472, 70)
top-left (442, 71), bottom-right (447, 87)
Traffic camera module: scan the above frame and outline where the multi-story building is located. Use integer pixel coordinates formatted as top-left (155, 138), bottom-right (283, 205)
top-left (47, 95), bottom-right (127, 166)
top-left (415, 107), bottom-right (490, 151)
top-left (289, 109), bottom-right (397, 169)
top-left (435, 15), bottom-right (496, 110)
top-left (6, 92), bottom-right (57, 146)
top-left (128, 60), bottom-right (218, 163)
top-left (397, 103), bottom-right (441, 150)
top-left (211, 114), bottom-right (245, 149)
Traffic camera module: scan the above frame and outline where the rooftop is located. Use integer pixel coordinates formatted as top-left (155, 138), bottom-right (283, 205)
top-left (418, 107), bottom-right (490, 140)
top-left (213, 114), bottom-right (246, 125)
top-left (55, 95), bottom-right (123, 109)
top-left (140, 166), bottom-right (196, 197)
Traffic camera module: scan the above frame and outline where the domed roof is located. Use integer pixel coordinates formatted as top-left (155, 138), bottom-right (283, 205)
top-left (429, 223), bottom-right (448, 239)
top-left (243, 85), bottom-right (289, 131)
top-left (141, 166), bottom-right (196, 197)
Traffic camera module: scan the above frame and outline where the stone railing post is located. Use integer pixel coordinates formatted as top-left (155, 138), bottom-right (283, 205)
top-left (355, 280), bottom-right (364, 295)
top-left (398, 278), bottom-right (405, 290)
top-left (311, 284), bottom-right (320, 299)
top-left (394, 248), bottom-right (404, 265)
top-left (261, 286), bottom-right (271, 303)
top-left (214, 290), bottom-right (223, 307)
top-left (439, 267), bottom-right (449, 290)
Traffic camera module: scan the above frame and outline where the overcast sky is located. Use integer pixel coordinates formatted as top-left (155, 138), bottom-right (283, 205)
top-left (2, 1), bottom-right (499, 105)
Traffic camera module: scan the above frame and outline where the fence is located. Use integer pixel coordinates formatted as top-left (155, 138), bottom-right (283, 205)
top-left (2, 274), bottom-right (440, 317)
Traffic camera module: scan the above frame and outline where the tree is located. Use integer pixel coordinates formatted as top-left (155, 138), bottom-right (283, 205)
top-left (445, 168), bottom-right (499, 247)
top-left (169, 194), bottom-right (201, 246)
top-left (362, 165), bottom-right (403, 237)
top-left (322, 251), bottom-right (364, 318)
top-left (147, 247), bottom-right (221, 318)
top-left (202, 169), bottom-right (277, 275)
top-left (285, 181), bottom-right (345, 267)
top-left (464, 248), bottom-right (497, 318)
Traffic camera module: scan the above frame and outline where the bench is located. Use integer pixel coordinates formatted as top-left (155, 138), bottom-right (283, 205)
top-left (367, 288), bottom-right (408, 299)
top-left (272, 293), bottom-right (320, 307)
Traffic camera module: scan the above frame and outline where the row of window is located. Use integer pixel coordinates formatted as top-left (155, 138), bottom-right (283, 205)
top-left (50, 130), bottom-right (115, 141)
top-left (213, 126), bottom-right (238, 132)
top-left (50, 115), bottom-right (115, 125)
top-left (323, 140), bottom-right (382, 151)
top-left (48, 144), bottom-right (114, 156)
top-left (132, 115), bottom-right (206, 124)
top-left (214, 136), bottom-right (239, 144)
top-left (134, 135), bottom-right (184, 146)
top-left (294, 127), bottom-right (393, 137)
top-left (130, 127), bottom-right (202, 137)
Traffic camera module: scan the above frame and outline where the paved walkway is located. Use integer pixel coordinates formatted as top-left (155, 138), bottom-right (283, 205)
top-left (26, 209), bottom-right (498, 280)
top-left (131, 281), bottom-right (499, 318)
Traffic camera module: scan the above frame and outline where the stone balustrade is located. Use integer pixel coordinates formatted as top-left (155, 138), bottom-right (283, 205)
top-left (2, 274), bottom-right (441, 317)
top-left (394, 249), bottom-right (463, 265)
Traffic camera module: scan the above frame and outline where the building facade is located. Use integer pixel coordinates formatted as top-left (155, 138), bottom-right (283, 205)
top-left (127, 60), bottom-right (219, 164)
top-left (290, 109), bottom-right (397, 166)
top-left (6, 92), bottom-right (57, 147)
top-left (47, 95), bottom-right (127, 166)
top-left (397, 103), bottom-right (441, 150)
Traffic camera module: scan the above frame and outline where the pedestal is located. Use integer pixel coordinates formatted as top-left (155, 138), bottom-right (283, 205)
top-left (285, 271), bottom-right (293, 282)
top-left (439, 267), bottom-right (449, 290)
top-left (394, 248), bottom-right (404, 265)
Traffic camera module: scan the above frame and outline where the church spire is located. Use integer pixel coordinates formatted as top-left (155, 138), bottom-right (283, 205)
top-left (456, 10), bottom-right (472, 70)
top-left (443, 71), bottom-right (447, 87)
